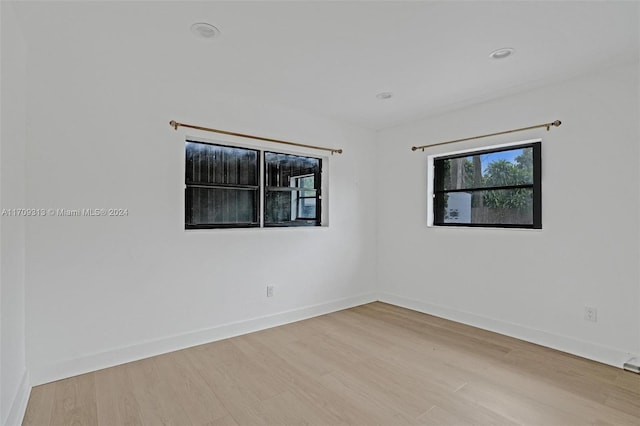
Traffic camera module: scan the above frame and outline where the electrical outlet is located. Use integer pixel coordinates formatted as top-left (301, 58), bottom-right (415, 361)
top-left (584, 306), bottom-right (597, 322)
top-left (266, 285), bottom-right (274, 298)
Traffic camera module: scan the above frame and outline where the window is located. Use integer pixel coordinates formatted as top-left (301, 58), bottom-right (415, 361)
top-left (185, 141), bottom-right (322, 229)
top-left (292, 175), bottom-right (317, 219)
top-left (431, 141), bottom-right (541, 229)
top-left (264, 152), bottom-right (321, 227)
top-left (185, 142), bottom-right (259, 229)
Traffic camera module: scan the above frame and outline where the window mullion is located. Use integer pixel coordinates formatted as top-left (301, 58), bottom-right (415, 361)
top-left (259, 150), bottom-right (265, 228)
top-left (434, 183), bottom-right (534, 194)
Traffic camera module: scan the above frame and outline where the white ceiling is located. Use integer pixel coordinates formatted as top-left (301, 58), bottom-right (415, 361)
top-left (11, 0), bottom-right (640, 130)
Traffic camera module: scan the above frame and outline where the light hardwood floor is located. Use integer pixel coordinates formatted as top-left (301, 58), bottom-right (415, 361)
top-left (23, 302), bottom-right (640, 425)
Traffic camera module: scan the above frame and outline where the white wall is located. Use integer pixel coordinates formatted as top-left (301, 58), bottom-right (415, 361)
top-left (0, 2), bottom-right (30, 425)
top-left (376, 62), bottom-right (640, 367)
top-left (22, 23), bottom-right (378, 384)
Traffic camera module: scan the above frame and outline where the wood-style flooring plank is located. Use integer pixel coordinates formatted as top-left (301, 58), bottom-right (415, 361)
top-left (21, 384), bottom-right (55, 426)
top-left (124, 357), bottom-right (192, 426)
top-left (48, 373), bottom-right (98, 426)
top-left (94, 365), bottom-right (143, 426)
top-left (152, 350), bottom-right (229, 424)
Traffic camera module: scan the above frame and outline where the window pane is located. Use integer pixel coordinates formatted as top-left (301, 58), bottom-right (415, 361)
top-left (297, 197), bottom-right (316, 219)
top-left (436, 188), bottom-right (534, 225)
top-left (265, 152), bottom-right (320, 188)
top-left (186, 187), bottom-right (257, 226)
top-left (186, 142), bottom-right (258, 186)
top-left (265, 191), bottom-right (291, 223)
top-left (265, 190), bottom-right (318, 225)
top-left (436, 147), bottom-right (534, 191)
top-left (264, 151), bottom-right (321, 227)
top-left (295, 175), bottom-right (315, 189)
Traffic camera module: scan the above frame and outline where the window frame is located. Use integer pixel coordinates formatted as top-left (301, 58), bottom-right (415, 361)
top-left (184, 138), bottom-right (326, 230)
top-left (428, 139), bottom-right (542, 230)
top-left (291, 174), bottom-right (318, 220)
top-left (184, 140), bottom-right (261, 229)
top-left (264, 151), bottom-right (322, 228)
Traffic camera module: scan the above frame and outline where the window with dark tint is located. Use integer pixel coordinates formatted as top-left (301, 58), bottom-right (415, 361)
top-left (433, 142), bottom-right (541, 228)
top-left (264, 152), bottom-right (321, 227)
top-left (185, 142), bottom-right (323, 229)
top-left (185, 141), bottom-right (259, 228)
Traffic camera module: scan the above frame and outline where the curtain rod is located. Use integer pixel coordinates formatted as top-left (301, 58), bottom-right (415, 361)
top-left (169, 120), bottom-right (343, 155)
top-left (411, 120), bottom-right (562, 152)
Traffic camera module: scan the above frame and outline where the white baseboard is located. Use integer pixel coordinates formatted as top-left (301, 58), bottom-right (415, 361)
top-left (30, 292), bottom-right (377, 386)
top-left (378, 292), bottom-right (634, 369)
top-left (3, 370), bottom-right (31, 426)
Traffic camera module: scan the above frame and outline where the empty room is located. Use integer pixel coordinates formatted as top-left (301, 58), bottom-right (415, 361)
top-left (1, 1), bottom-right (639, 425)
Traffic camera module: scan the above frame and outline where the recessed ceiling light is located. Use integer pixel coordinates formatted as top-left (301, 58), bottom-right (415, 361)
top-left (376, 92), bottom-right (393, 100)
top-left (191, 23), bottom-right (220, 39)
top-left (489, 47), bottom-right (515, 59)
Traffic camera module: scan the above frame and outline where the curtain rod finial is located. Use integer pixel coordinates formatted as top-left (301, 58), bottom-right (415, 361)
top-left (411, 146), bottom-right (418, 151)
top-left (547, 120), bottom-right (562, 131)
top-left (169, 120), bottom-right (179, 130)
